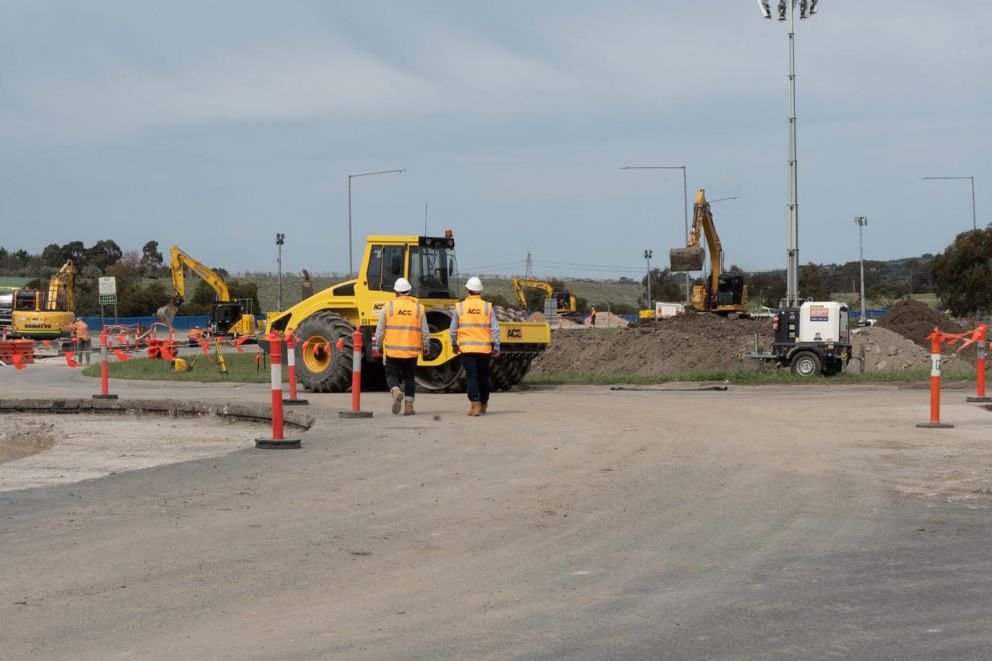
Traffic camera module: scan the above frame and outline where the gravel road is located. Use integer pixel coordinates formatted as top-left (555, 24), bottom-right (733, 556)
top-left (2, 363), bottom-right (991, 659)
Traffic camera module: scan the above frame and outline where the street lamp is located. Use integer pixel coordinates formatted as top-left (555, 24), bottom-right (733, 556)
top-left (621, 165), bottom-right (690, 303)
top-left (275, 233), bottom-right (286, 311)
top-left (759, 0), bottom-right (821, 307)
top-left (644, 249), bottom-right (653, 310)
top-left (709, 196), bottom-right (740, 204)
top-left (348, 169), bottom-right (405, 276)
top-left (854, 217), bottom-right (867, 326)
top-left (921, 176), bottom-right (977, 231)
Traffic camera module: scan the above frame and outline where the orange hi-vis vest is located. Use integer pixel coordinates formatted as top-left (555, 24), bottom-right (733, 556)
top-left (383, 297), bottom-right (425, 359)
top-left (71, 320), bottom-right (89, 341)
top-left (456, 296), bottom-right (493, 354)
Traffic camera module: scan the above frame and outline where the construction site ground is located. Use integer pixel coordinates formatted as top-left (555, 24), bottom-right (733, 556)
top-left (2, 355), bottom-right (992, 659)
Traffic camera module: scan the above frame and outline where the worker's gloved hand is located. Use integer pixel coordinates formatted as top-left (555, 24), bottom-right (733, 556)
top-left (371, 346), bottom-right (381, 359)
top-left (451, 343), bottom-right (460, 355)
top-left (493, 348), bottom-right (501, 358)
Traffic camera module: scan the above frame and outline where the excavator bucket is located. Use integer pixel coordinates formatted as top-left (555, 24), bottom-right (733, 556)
top-left (670, 247), bottom-right (705, 272)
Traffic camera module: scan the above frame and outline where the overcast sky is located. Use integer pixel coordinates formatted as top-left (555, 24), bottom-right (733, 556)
top-left (1, 1), bottom-right (989, 279)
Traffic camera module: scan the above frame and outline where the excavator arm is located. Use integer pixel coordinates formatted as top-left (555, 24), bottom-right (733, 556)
top-left (169, 246), bottom-right (232, 303)
top-left (45, 260), bottom-right (75, 312)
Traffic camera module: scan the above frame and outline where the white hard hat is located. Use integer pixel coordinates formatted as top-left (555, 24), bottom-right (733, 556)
top-left (394, 277), bottom-right (412, 293)
top-left (466, 276), bottom-right (483, 292)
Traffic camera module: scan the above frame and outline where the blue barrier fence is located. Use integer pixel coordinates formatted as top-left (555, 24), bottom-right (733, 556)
top-left (79, 315), bottom-right (264, 332)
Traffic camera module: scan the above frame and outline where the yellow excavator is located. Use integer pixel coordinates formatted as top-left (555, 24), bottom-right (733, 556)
top-left (511, 277), bottom-right (577, 315)
top-left (9, 260), bottom-right (76, 339)
top-left (157, 246), bottom-right (258, 336)
top-left (670, 189), bottom-right (748, 316)
top-left (265, 231), bottom-right (551, 393)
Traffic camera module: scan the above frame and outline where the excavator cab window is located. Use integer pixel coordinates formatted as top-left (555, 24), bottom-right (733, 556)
top-left (366, 245), bottom-right (406, 292)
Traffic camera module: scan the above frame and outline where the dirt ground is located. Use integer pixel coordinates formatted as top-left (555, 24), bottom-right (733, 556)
top-left (0, 413), bottom-right (266, 492)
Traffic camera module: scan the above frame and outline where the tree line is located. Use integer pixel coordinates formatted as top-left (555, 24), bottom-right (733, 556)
top-left (0, 239), bottom-right (258, 318)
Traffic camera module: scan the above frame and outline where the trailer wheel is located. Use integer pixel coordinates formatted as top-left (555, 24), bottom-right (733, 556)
top-left (790, 351), bottom-right (822, 377)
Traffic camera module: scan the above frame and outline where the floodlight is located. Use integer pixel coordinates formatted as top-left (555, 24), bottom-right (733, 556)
top-left (757, 0), bottom-right (772, 19)
top-left (777, 0), bottom-right (787, 20)
top-left (799, 0), bottom-right (808, 19)
top-left (809, 0), bottom-right (820, 15)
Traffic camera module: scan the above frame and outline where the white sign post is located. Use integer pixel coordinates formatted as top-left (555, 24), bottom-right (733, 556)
top-left (98, 276), bottom-right (118, 323)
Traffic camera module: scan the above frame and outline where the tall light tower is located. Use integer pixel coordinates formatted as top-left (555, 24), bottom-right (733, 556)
top-left (759, 0), bottom-right (821, 307)
top-left (644, 249), bottom-right (653, 310)
top-left (854, 217), bottom-right (867, 326)
top-left (275, 233), bottom-right (286, 311)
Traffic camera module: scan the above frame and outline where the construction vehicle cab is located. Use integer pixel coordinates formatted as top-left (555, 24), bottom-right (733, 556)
top-left (670, 189), bottom-right (749, 316)
top-left (266, 232), bottom-right (551, 393)
top-left (160, 246), bottom-right (258, 337)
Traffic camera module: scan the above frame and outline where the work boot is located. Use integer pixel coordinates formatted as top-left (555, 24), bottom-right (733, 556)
top-left (404, 400), bottom-right (415, 416)
top-left (390, 387), bottom-right (403, 415)
top-left (468, 401), bottom-right (481, 417)
top-left (479, 402), bottom-right (488, 415)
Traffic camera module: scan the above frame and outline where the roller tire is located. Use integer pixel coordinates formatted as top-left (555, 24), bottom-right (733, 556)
top-left (294, 310), bottom-right (354, 393)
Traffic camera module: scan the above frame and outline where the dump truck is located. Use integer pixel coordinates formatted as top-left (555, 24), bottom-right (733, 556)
top-left (265, 232), bottom-right (551, 393)
top-left (670, 189), bottom-right (748, 316)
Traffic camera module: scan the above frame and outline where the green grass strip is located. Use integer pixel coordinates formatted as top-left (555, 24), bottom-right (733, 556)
top-left (81, 353), bottom-right (288, 383)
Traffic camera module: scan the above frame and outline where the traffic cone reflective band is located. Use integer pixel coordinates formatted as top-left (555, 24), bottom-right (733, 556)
top-left (256, 331), bottom-right (301, 449)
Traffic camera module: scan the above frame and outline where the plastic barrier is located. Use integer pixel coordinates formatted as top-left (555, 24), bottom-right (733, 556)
top-left (255, 331), bottom-right (301, 449)
top-left (0, 340), bottom-right (34, 367)
top-left (966, 324), bottom-right (992, 403)
top-left (916, 325), bottom-right (983, 429)
top-left (282, 330), bottom-right (308, 406)
top-left (339, 329), bottom-right (373, 419)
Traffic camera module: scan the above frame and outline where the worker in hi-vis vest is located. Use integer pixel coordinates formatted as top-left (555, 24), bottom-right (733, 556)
top-left (372, 277), bottom-right (430, 416)
top-left (450, 276), bottom-right (500, 416)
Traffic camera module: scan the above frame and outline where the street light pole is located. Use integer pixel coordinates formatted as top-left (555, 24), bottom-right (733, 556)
top-left (347, 169), bottom-right (405, 277)
top-left (276, 233), bottom-right (285, 311)
top-left (644, 249), bottom-right (653, 311)
top-left (922, 176), bottom-right (977, 231)
top-left (759, 0), bottom-right (821, 307)
top-left (854, 217), bottom-right (867, 326)
top-left (621, 166), bottom-right (690, 303)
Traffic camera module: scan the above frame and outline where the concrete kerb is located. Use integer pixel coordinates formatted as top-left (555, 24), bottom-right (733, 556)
top-left (0, 398), bottom-right (315, 431)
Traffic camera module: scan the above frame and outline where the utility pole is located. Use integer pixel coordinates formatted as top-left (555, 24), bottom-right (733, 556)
top-left (855, 217), bottom-right (867, 326)
top-left (276, 233), bottom-right (286, 311)
top-left (644, 249), bottom-right (653, 311)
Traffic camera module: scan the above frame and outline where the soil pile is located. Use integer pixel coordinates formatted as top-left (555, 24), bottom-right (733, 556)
top-left (531, 312), bottom-right (975, 376)
top-left (532, 315), bottom-right (774, 375)
top-left (876, 299), bottom-right (968, 348)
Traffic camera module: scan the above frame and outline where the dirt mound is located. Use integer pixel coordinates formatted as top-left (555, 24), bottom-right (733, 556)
top-left (533, 315), bottom-right (773, 375)
top-left (876, 300), bottom-right (967, 349)
top-left (532, 312), bottom-right (975, 376)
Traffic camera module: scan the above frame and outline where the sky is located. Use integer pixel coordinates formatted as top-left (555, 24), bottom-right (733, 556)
top-left (1, 1), bottom-right (989, 280)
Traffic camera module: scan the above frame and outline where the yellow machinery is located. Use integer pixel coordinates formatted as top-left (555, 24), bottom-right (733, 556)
top-left (10, 260), bottom-right (76, 339)
top-left (265, 231), bottom-right (551, 393)
top-left (159, 246), bottom-right (258, 337)
top-left (511, 277), bottom-right (577, 315)
top-left (670, 189), bottom-right (749, 316)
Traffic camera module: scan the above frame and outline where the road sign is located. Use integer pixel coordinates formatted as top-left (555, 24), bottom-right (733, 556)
top-left (98, 276), bottom-right (117, 296)
top-left (99, 294), bottom-right (117, 306)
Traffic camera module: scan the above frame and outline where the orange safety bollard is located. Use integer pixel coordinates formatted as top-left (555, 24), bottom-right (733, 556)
top-left (256, 331), bottom-right (301, 449)
top-left (339, 328), bottom-right (373, 419)
top-left (93, 329), bottom-right (118, 400)
top-left (917, 327), bottom-right (953, 428)
top-left (967, 324), bottom-right (992, 403)
top-left (282, 329), bottom-right (309, 406)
